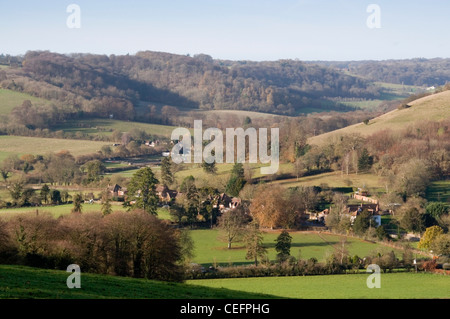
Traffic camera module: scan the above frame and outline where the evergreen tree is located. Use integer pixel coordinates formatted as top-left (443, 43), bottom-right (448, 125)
top-left (72, 193), bottom-right (83, 214)
top-left (40, 184), bottom-right (50, 204)
top-left (202, 150), bottom-right (217, 174)
top-left (353, 209), bottom-right (372, 235)
top-left (127, 167), bottom-right (159, 215)
top-left (49, 189), bottom-right (61, 205)
top-left (201, 160), bottom-right (217, 174)
top-left (358, 148), bottom-right (373, 172)
top-left (226, 163), bottom-right (246, 197)
top-left (160, 156), bottom-right (174, 186)
top-left (275, 230), bottom-right (292, 263)
top-left (101, 190), bottom-right (112, 216)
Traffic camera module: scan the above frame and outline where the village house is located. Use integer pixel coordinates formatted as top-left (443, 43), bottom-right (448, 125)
top-left (212, 193), bottom-right (242, 212)
top-left (144, 140), bottom-right (160, 147)
top-left (214, 193), bottom-right (232, 211)
top-left (156, 184), bottom-right (178, 203)
top-left (346, 203), bottom-right (381, 227)
top-left (107, 184), bottom-right (127, 198)
top-left (312, 203), bottom-right (381, 227)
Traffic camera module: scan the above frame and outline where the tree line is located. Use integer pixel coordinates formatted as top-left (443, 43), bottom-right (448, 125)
top-left (0, 210), bottom-right (190, 281)
top-left (313, 58), bottom-right (450, 87)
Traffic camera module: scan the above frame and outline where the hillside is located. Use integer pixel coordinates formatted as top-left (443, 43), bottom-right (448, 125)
top-left (0, 50), bottom-right (398, 118)
top-left (0, 135), bottom-right (109, 163)
top-left (309, 89), bottom-right (450, 146)
top-left (0, 264), bottom-right (274, 299)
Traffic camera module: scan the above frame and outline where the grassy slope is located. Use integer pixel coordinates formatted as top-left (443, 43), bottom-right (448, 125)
top-left (426, 180), bottom-right (450, 206)
top-left (309, 90), bottom-right (450, 146)
top-left (0, 265), bottom-right (274, 299)
top-left (188, 272), bottom-right (450, 299)
top-left (52, 118), bottom-right (178, 139)
top-left (271, 171), bottom-right (382, 190)
top-left (0, 135), bottom-right (109, 160)
top-left (0, 88), bottom-right (52, 116)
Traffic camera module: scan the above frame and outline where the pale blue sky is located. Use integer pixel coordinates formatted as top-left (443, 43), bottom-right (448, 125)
top-left (1, 0), bottom-right (449, 61)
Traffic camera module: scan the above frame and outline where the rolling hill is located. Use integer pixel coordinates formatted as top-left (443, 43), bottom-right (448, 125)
top-left (308, 89), bottom-right (450, 146)
top-left (0, 264), bottom-right (274, 299)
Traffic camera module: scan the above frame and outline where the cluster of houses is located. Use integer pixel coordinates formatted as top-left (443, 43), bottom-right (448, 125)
top-left (106, 183), bottom-right (241, 213)
top-left (107, 182), bottom-right (385, 229)
top-left (310, 189), bottom-right (383, 227)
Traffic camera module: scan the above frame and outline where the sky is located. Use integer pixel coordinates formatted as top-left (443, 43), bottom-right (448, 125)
top-left (1, 0), bottom-right (449, 61)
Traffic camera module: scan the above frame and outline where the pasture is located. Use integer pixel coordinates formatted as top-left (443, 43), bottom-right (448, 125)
top-left (0, 135), bottom-right (109, 159)
top-left (426, 180), bottom-right (450, 206)
top-left (0, 265), bottom-right (272, 299)
top-left (189, 229), bottom-right (404, 266)
top-left (52, 118), bottom-right (179, 139)
top-left (0, 204), bottom-right (171, 220)
top-left (188, 272), bottom-right (450, 299)
top-left (0, 88), bottom-right (51, 116)
top-left (272, 171), bottom-right (383, 190)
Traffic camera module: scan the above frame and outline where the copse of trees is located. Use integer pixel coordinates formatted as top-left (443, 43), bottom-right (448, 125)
top-left (249, 184), bottom-right (317, 229)
top-left (0, 210), bottom-right (190, 282)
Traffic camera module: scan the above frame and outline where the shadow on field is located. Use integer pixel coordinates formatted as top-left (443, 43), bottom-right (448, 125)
top-left (263, 241), bottom-right (338, 249)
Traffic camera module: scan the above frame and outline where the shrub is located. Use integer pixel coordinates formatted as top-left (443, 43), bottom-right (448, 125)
top-left (421, 260), bottom-right (437, 272)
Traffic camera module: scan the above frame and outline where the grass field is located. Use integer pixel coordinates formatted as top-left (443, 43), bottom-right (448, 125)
top-left (0, 265), bottom-right (273, 299)
top-left (52, 118), bottom-right (178, 139)
top-left (188, 272), bottom-right (450, 299)
top-left (1, 264), bottom-right (447, 299)
top-left (0, 135), bottom-right (109, 160)
top-left (426, 180), bottom-right (450, 206)
top-left (190, 229), bottom-right (403, 266)
top-left (272, 171), bottom-right (383, 190)
top-left (0, 88), bottom-right (51, 116)
top-left (0, 204), bottom-right (171, 221)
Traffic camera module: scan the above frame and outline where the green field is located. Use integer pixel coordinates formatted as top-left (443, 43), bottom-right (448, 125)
top-left (190, 229), bottom-right (403, 266)
top-left (0, 264), bottom-right (447, 299)
top-left (426, 180), bottom-right (450, 205)
top-left (188, 272), bottom-right (450, 299)
top-left (0, 265), bottom-right (273, 299)
top-left (0, 135), bottom-right (109, 160)
top-left (0, 88), bottom-right (52, 116)
top-left (0, 204), bottom-right (171, 221)
top-left (272, 171), bottom-right (383, 190)
top-left (52, 118), bottom-right (179, 138)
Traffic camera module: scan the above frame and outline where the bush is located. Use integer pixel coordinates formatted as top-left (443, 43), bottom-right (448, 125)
top-left (421, 260), bottom-right (437, 272)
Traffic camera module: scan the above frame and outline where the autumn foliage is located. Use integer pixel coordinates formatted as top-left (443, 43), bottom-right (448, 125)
top-left (0, 210), bottom-right (186, 281)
